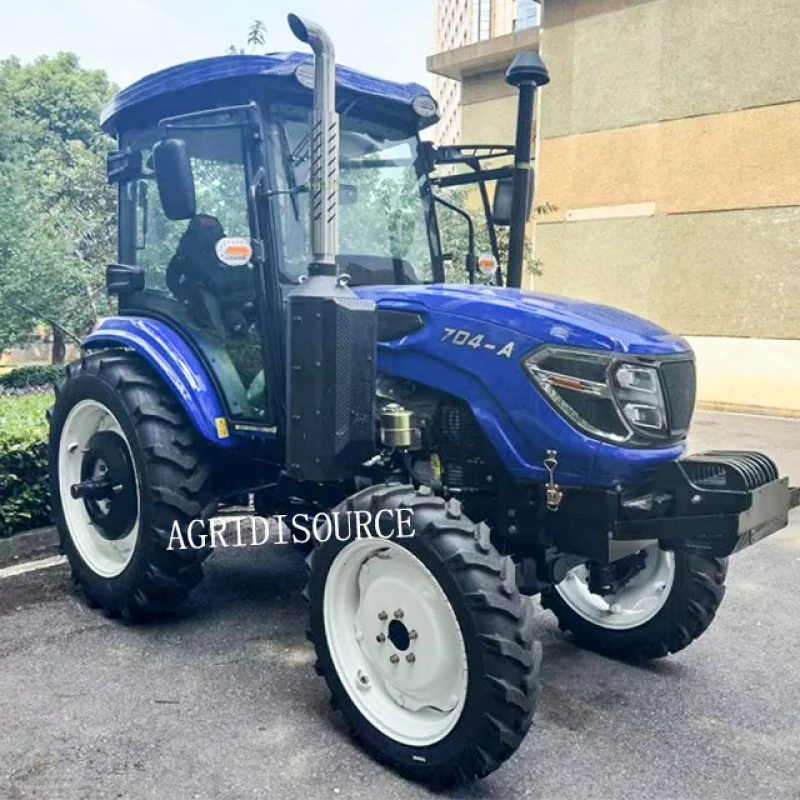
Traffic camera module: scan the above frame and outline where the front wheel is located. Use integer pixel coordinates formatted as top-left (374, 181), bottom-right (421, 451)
top-left (542, 543), bottom-right (727, 662)
top-left (305, 485), bottom-right (541, 787)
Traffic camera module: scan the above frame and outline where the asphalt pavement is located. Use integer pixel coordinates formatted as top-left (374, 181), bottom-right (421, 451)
top-left (0, 411), bottom-right (798, 800)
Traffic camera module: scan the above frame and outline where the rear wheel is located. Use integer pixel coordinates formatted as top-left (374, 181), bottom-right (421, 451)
top-left (542, 543), bottom-right (727, 662)
top-left (49, 351), bottom-right (216, 619)
top-left (306, 484), bottom-right (541, 787)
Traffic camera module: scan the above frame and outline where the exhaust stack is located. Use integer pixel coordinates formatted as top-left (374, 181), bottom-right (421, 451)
top-left (288, 13), bottom-right (339, 275)
top-left (284, 14), bottom-right (377, 483)
top-left (504, 51), bottom-right (550, 290)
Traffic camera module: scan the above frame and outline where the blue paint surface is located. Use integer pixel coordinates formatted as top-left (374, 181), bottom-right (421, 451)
top-left (84, 317), bottom-right (235, 448)
top-left (356, 284), bottom-right (691, 487)
top-left (101, 52), bottom-right (436, 135)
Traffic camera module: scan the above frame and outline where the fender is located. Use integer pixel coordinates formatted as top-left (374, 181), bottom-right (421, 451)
top-left (83, 316), bottom-right (235, 448)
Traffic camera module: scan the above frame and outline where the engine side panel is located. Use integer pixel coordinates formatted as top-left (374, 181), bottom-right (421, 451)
top-left (365, 300), bottom-right (686, 487)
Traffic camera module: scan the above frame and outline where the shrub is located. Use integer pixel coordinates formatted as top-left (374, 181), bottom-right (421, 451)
top-left (0, 394), bottom-right (53, 537)
top-left (0, 364), bottom-right (65, 394)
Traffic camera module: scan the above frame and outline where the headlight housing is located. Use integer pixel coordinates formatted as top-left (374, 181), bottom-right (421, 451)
top-left (523, 347), bottom-right (693, 446)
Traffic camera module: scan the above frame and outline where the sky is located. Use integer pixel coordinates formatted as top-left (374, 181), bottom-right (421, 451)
top-left (0, 0), bottom-right (436, 91)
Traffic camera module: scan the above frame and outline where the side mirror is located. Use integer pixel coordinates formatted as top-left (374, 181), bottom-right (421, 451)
top-left (492, 175), bottom-right (533, 227)
top-left (152, 138), bottom-right (196, 220)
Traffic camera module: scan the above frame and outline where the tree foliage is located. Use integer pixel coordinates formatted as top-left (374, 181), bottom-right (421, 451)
top-left (0, 54), bottom-right (117, 362)
top-left (435, 186), bottom-right (555, 284)
top-left (226, 19), bottom-right (267, 55)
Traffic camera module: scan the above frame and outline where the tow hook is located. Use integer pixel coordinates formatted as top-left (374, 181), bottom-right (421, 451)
top-left (544, 449), bottom-right (564, 511)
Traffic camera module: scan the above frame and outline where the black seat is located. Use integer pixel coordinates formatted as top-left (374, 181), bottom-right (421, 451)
top-left (166, 214), bottom-right (255, 337)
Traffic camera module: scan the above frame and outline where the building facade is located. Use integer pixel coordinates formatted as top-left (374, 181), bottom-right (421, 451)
top-left (429, 0), bottom-right (800, 414)
top-left (432, 0), bottom-right (541, 145)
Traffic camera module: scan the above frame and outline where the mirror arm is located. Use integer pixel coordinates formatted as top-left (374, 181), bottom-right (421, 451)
top-left (263, 184), bottom-right (310, 199)
top-left (476, 172), bottom-right (503, 286)
top-left (434, 194), bottom-right (476, 285)
top-left (432, 165), bottom-right (513, 189)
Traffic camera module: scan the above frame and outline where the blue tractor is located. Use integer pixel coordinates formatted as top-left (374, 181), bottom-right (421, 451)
top-left (48, 13), bottom-right (796, 785)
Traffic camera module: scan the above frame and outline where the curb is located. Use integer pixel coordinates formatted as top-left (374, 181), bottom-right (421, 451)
top-left (697, 401), bottom-right (800, 420)
top-left (0, 526), bottom-right (59, 570)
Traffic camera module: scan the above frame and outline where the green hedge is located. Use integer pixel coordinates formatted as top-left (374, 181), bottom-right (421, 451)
top-left (0, 394), bottom-right (53, 537)
top-left (0, 364), bottom-right (65, 392)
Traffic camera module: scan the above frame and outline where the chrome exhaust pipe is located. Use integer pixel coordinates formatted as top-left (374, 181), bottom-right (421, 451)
top-left (287, 13), bottom-right (339, 276)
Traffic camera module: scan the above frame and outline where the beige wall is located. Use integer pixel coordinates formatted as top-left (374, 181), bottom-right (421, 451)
top-left (688, 337), bottom-right (800, 416)
top-left (462, 93), bottom-right (519, 144)
top-left (536, 207), bottom-right (800, 338)
top-left (541, 0), bottom-right (800, 138)
top-left (534, 0), bottom-right (800, 344)
top-left (537, 102), bottom-right (800, 223)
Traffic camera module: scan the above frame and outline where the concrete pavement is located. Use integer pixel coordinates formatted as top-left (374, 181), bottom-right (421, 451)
top-left (0, 411), bottom-right (798, 800)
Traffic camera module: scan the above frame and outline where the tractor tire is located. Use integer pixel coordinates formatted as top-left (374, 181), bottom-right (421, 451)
top-left (541, 543), bottom-right (727, 662)
top-left (305, 484), bottom-right (541, 787)
top-left (49, 350), bottom-right (216, 620)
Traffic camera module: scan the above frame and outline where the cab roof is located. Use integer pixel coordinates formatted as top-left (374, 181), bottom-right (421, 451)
top-left (100, 52), bottom-right (438, 137)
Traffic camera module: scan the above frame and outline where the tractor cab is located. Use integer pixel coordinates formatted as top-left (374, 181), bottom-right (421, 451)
top-left (101, 51), bottom-right (456, 429)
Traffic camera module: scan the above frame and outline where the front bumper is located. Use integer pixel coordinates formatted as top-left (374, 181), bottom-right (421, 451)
top-left (552, 451), bottom-right (799, 560)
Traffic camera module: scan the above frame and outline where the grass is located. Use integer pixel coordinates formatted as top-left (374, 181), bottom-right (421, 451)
top-left (0, 393), bottom-right (53, 444)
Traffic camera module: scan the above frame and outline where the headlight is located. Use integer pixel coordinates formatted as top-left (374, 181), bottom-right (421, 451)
top-left (523, 347), bottom-right (670, 444)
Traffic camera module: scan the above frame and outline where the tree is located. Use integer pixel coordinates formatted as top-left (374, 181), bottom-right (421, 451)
top-left (0, 54), bottom-right (117, 363)
top-left (226, 20), bottom-right (267, 55)
top-left (430, 186), bottom-right (555, 285)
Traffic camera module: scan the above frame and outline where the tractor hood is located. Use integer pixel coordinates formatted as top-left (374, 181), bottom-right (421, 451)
top-left (355, 284), bottom-right (690, 356)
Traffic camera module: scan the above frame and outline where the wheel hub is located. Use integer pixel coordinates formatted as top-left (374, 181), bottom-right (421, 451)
top-left (555, 544), bottom-right (676, 630)
top-left (323, 539), bottom-right (468, 746)
top-left (387, 618), bottom-right (411, 651)
top-left (353, 553), bottom-right (464, 714)
top-left (71, 430), bottom-right (137, 541)
top-left (58, 399), bottom-right (141, 579)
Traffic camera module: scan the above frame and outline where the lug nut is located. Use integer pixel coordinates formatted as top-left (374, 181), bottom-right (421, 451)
top-left (409, 630), bottom-right (418, 640)
top-left (376, 633), bottom-right (386, 643)
top-left (390, 654), bottom-right (399, 664)
top-left (378, 611), bottom-right (388, 621)
top-left (393, 609), bottom-right (404, 619)
top-left (406, 653), bottom-right (416, 663)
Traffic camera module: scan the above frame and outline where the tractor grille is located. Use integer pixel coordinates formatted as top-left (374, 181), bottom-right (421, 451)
top-left (660, 358), bottom-right (696, 436)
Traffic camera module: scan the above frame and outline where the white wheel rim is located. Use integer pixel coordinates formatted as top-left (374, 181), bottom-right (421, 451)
top-left (58, 399), bottom-right (140, 579)
top-left (555, 545), bottom-right (675, 630)
top-left (323, 538), bottom-right (468, 747)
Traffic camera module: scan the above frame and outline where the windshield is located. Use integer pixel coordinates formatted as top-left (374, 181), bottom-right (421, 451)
top-left (267, 105), bottom-right (439, 285)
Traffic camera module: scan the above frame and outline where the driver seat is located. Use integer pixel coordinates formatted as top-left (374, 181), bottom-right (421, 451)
top-left (166, 214), bottom-right (254, 338)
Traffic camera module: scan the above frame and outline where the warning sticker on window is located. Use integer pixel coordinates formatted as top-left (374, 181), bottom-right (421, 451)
top-left (215, 237), bottom-right (252, 267)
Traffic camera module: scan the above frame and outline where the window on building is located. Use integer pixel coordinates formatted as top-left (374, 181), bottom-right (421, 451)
top-left (472, 0), bottom-right (493, 42)
top-left (514, 0), bottom-right (540, 30)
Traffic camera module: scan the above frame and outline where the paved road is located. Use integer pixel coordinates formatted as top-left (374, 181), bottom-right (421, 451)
top-left (1, 411), bottom-right (798, 800)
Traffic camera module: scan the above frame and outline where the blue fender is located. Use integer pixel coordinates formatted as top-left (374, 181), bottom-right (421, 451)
top-left (83, 316), bottom-right (236, 448)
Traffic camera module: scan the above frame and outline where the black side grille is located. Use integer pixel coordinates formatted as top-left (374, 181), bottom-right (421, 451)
top-left (435, 401), bottom-right (498, 490)
top-left (660, 358), bottom-right (696, 436)
top-left (683, 450), bottom-right (779, 490)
